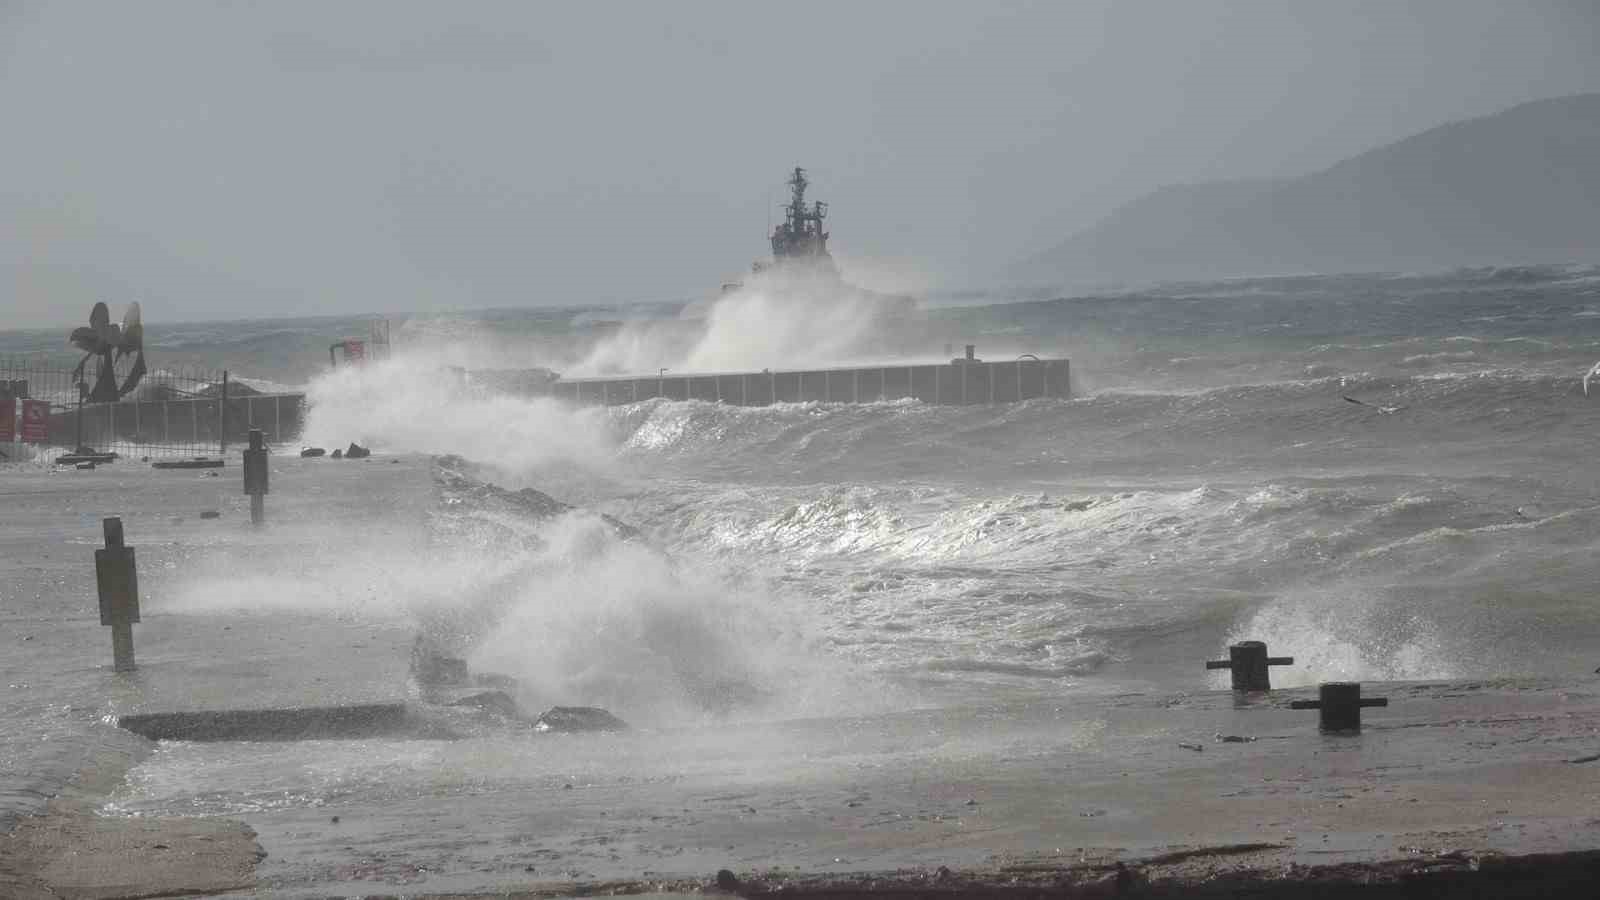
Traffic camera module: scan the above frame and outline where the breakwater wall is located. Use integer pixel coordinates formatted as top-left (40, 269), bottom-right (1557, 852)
top-left (547, 358), bottom-right (1070, 406)
top-left (42, 393), bottom-right (306, 454)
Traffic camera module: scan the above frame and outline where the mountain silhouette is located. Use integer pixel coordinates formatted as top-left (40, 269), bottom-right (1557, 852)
top-left (1028, 94), bottom-right (1600, 282)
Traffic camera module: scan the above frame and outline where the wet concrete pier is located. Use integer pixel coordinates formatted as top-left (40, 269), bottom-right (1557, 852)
top-left (549, 356), bottom-right (1071, 406)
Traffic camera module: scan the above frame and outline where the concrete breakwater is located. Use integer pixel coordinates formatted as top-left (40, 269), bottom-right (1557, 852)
top-left (41, 392), bottom-right (307, 453)
top-left (546, 357), bottom-right (1071, 406)
top-left (18, 358), bottom-right (1067, 459)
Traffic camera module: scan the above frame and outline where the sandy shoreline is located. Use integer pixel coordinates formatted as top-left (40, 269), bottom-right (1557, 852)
top-left (2, 457), bottom-right (1600, 897)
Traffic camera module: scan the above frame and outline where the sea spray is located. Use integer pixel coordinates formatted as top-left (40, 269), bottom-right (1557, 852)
top-left (469, 511), bottom-right (877, 725)
top-left (1225, 583), bottom-right (1457, 687)
top-left (300, 351), bottom-right (615, 474)
top-left (577, 267), bottom-right (919, 376)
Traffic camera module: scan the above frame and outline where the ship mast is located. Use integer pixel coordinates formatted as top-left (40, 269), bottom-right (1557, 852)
top-left (770, 166), bottom-right (830, 260)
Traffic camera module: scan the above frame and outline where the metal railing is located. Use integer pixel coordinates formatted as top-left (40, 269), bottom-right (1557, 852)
top-left (1, 356), bottom-right (303, 460)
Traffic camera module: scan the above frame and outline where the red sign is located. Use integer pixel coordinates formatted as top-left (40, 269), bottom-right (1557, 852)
top-left (0, 398), bottom-right (13, 442)
top-left (20, 399), bottom-right (49, 443)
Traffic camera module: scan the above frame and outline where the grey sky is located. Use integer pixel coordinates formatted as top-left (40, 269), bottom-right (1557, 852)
top-left (3, 1), bottom-right (1597, 328)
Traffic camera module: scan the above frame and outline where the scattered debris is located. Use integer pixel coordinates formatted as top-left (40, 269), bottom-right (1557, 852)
top-left (1342, 394), bottom-right (1405, 414)
top-left (75, 462), bottom-right (95, 470)
top-left (301, 447), bottom-right (326, 458)
top-left (1568, 752), bottom-right (1600, 764)
top-left (1215, 733), bottom-right (1257, 743)
top-left (58, 451), bottom-right (118, 465)
top-left (152, 458), bottom-right (224, 470)
top-left (199, 511), bottom-right (221, 520)
top-left (1177, 742), bottom-right (1205, 752)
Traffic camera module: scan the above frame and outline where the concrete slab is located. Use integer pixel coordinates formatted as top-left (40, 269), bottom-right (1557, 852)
top-left (143, 676), bottom-right (1600, 897)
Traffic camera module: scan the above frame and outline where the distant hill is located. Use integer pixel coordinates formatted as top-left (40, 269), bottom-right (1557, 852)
top-left (1027, 94), bottom-right (1600, 282)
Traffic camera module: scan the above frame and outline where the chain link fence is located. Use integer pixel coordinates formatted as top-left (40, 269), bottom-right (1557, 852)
top-left (1, 355), bottom-right (304, 461)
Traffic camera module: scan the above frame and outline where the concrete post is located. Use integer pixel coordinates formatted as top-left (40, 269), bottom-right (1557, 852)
top-left (219, 371), bottom-right (229, 455)
top-left (1205, 641), bottom-right (1294, 692)
top-left (1291, 682), bottom-right (1389, 733)
top-left (243, 429), bottom-right (269, 525)
top-left (94, 516), bottom-right (140, 672)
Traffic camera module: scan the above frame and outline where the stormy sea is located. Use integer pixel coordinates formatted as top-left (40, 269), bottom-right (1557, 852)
top-left (10, 265), bottom-right (1600, 696)
top-left (6, 264), bottom-right (1600, 829)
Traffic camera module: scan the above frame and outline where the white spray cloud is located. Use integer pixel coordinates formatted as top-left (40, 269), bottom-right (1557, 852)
top-left (300, 350), bottom-right (616, 474)
top-left (575, 264), bottom-right (923, 376)
top-left (470, 512), bottom-right (871, 725)
top-left (1223, 583), bottom-right (1456, 687)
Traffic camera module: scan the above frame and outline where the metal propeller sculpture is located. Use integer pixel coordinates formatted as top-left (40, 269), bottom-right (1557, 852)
top-left (69, 302), bottom-right (146, 403)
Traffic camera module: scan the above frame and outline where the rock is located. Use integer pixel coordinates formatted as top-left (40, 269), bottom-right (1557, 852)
top-left (330, 449), bottom-right (343, 459)
top-left (300, 447), bottom-right (326, 458)
top-left (532, 706), bottom-right (629, 733)
top-left (715, 869), bottom-right (739, 891)
top-left (199, 511), bottom-right (221, 520)
top-left (345, 442), bottom-right (371, 459)
top-left (446, 690), bottom-right (522, 719)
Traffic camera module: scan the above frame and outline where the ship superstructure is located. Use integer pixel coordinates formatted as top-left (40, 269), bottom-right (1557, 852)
top-left (753, 167), bottom-right (837, 276)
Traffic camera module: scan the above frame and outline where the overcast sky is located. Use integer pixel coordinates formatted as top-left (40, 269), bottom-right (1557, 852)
top-left (3, 1), bottom-right (1598, 328)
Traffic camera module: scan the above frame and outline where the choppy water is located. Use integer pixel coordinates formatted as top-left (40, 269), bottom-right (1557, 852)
top-left (9, 263), bottom-right (1600, 827)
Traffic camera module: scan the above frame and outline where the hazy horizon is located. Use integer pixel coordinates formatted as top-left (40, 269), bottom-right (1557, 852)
top-left (4, 1), bottom-right (1598, 329)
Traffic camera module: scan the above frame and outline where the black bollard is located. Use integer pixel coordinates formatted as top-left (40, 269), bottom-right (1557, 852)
top-left (243, 429), bottom-right (269, 525)
top-left (1290, 682), bottom-right (1389, 733)
top-left (94, 517), bottom-right (141, 672)
top-left (1205, 641), bottom-right (1294, 692)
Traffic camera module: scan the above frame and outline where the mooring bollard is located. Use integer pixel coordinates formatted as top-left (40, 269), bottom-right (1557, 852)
top-left (243, 428), bottom-right (268, 525)
top-left (1290, 682), bottom-right (1389, 733)
top-left (94, 516), bottom-right (140, 672)
top-left (1205, 640), bottom-right (1294, 692)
